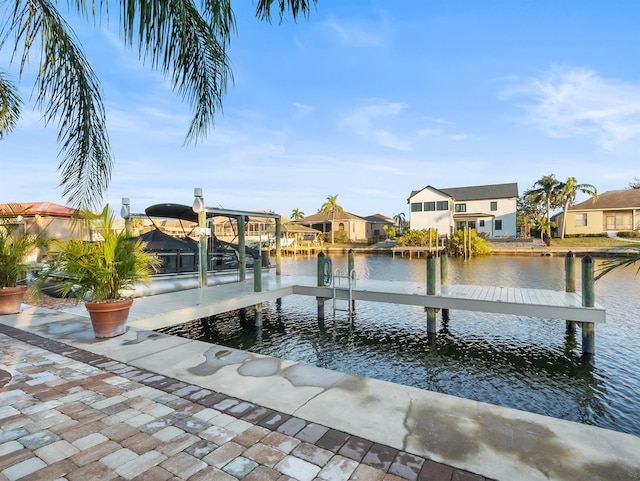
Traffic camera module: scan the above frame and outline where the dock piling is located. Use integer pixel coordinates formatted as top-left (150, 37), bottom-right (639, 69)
top-left (565, 251), bottom-right (577, 332)
top-left (317, 253), bottom-right (326, 323)
top-left (254, 254), bottom-right (262, 327)
top-left (426, 252), bottom-right (437, 334)
top-left (440, 250), bottom-right (450, 321)
top-left (348, 249), bottom-right (356, 312)
top-left (581, 255), bottom-right (596, 355)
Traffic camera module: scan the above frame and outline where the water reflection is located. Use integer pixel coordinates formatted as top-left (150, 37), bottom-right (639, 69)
top-left (157, 253), bottom-right (640, 436)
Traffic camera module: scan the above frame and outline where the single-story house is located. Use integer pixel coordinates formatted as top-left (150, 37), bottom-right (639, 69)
top-left (407, 182), bottom-right (518, 237)
top-left (292, 211), bottom-right (369, 242)
top-left (363, 214), bottom-right (395, 242)
top-left (555, 189), bottom-right (640, 235)
top-left (0, 202), bottom-right (81, 240)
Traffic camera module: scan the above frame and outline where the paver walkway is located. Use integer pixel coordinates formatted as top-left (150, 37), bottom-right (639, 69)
top-left (0, 324), bottom-right (486, 481)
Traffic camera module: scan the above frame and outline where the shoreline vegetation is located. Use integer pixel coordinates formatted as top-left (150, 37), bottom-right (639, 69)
top-left (320, 237), bottom-right (640, 258)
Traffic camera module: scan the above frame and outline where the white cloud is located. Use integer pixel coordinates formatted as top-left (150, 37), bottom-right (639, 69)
top-left (342, 101), bottom-right (412, 151)
top-left (321, 15), bottom-right (387, 47)
top-left (502, 66), bottom-right (640, 150)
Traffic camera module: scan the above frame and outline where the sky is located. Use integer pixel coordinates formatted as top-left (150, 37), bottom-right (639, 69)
top-left (1, 0), bottom-right (639, 220)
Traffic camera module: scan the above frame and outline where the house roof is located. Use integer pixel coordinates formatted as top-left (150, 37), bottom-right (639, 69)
top-left (364, 214), bottom-right (394, 223)
top-left (281, 223), bottom-right (321, 234)
top-left (409, 182), bottom-right (519, 202)
top-left (569, 189), bottom-right (640, 211)
top-left (295, 211), bottom-right (367, 223)
top-left (0, 202), bottom-right (77, 218)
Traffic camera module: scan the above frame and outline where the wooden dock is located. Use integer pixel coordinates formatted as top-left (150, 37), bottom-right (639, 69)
top-left (63, 274), bottom-right (605, 354)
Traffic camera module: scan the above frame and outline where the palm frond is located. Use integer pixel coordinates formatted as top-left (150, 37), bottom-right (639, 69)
top-left (595, 249), bottom-right (640, 280)
top-left (0, 71), bottom-right (23, 139)
top-left (255, 0), bottom-right (316, 23)
top-left (8, 0), bottom-right (112, 209)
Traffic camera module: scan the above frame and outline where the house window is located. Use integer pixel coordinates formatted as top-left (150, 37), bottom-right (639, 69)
top-left (490, 201), bottom-right (497, 211)
top-left (576, 214), bottom-right (587, 226)
top-left (436, 201), bottom-right (449, 210)
top-left (455, 203), bottom-right (466, 213)
top-left (338, 223), bottom-right (345, 231)
top-left (424, 202), bottom-right (436, 211)
top-left (495, 220), bottom-right (502, 230)
top-left (411, 202), bottom-right (422, 212)
top-left (479, 220), bottom-right (485, 227)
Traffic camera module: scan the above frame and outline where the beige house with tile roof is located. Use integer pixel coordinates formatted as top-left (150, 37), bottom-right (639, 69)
top-left (292, 210), bottom-right (369, 242)
top-left (555, 189), bottom-right (640, 235)
top-left (0, 202), bottom-right (81, 240)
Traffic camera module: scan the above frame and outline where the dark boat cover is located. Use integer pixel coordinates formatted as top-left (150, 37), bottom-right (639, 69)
top-left (135, 229), bottom-right (197, 252)
top-left (145, 203), bottom-right (199, 223)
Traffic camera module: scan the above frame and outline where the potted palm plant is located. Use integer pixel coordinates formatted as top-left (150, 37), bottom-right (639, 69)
top-left (36, 205), bottom-right (160, 337)
top-left (0, 225), bottom-right (45, 314)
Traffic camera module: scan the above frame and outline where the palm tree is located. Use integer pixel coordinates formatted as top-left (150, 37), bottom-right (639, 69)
top-left (0, 1), bottom-right (315, 209)
top-left (291, 208), bottom-right (305, 220)
top-left (393, 212), bottom-right (407, 235)
top-left (320, 194), bottom-right (344, 244)
top-left (559, 177), bottom-right (598, 239)
top-left (526, 174), bottom-right (562, 240)
top-left (537, 217), bottom-right (556, 245)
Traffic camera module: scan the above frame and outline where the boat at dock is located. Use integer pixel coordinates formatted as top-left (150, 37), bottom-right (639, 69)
top-left (126, 203), bottom-right (271, 296)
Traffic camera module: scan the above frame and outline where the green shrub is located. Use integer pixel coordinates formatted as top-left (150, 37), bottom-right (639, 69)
top-left (447, 229), bottom-right (490, 256)
top-left (396, 228), bottom-right (439, 247)
top-left (617, 231), bottom-right (640, 238)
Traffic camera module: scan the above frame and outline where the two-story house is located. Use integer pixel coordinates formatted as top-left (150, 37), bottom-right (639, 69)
top-left (407, 183), bottom-right (518, 237)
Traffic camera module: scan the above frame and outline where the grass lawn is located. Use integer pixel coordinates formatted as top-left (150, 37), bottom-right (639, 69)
top-left (549, 237), bottom-right (640, 249)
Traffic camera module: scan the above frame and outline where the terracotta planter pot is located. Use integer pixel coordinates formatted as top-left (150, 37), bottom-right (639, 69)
top-left (0, 286), bottom-right (28, 315)
top-left (85, 298), bottom-right (133, 338)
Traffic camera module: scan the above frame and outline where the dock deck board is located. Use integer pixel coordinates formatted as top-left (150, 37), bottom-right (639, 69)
top-left (72, 274), bottom-right (606, 332)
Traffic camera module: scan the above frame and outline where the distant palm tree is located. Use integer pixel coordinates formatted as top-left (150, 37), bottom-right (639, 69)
top-left (320, 194), bottom-right (344, 244)
top-left (393, 212), bottom-right (407, 234)
top-left (291, 208), bottom-right (305, 220)
top-left (526, 174), bottom-right (562, 240)
top-left (559, 177), bottom-right (597, 239)
top-left (537, 217), bottom-right (556, 244)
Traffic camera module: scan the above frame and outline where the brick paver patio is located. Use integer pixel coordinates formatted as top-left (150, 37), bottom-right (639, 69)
top-left (0, 324), bottom-right (489, 481)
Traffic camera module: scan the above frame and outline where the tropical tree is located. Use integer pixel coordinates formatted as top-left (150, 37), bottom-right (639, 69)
top-left (524, 174), bottom-right (563, 240)
top-left (628, 178), bottom-right (640, 189)
top-left (537, 218), bottom-right (556, 245)
top-left (393, 212), bottom-right (408, 235)
top-left (320, 194), bottom-right (344, 244)
top-left (558, 177), bottom-right (598, 239)
top-left (291, 208), bottom-right (305, 220)
top-left (0, 0), bottom-right (316, 209)
top-left (517, 192), bottom-right (545, 237)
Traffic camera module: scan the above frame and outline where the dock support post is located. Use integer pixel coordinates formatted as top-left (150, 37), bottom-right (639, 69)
top-left (254, 255), bottom-right (262, 327)
top-left (317, 253), bottom-right (326, 324)
top-left (440, 250), bottom-right (449, 321)
top-left (581, 255), bottom-right (595, 355)
top-left (426, 252), bottom-right (437, 336)
top-left (275, 217), bottom-right (282, 276)
top-left (565, 251), bottom-right (577, 332)
top-left (238, 215), bottom-right (246, 282)
top-left (348, 249), bottom-right (355, 312)
top-left (192, 188), bottom-right (209, 289)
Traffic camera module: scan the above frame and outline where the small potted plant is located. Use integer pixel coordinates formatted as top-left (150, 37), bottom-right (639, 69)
top-left (0, 225), bottom-right (46, 314)
top-left (36, 205), bottom-right (160, 337)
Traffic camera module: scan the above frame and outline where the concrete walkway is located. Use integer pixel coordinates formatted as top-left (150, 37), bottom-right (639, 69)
top-left (1, 298), bottom-right (640, 480)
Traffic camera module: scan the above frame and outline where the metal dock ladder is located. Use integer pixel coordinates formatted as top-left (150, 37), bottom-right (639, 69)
top-left (332, 268), bottom-right (356, 316)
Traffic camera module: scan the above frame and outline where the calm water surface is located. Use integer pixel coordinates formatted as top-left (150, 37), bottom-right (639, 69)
top-left (160, 254), bottom-right (640, 436)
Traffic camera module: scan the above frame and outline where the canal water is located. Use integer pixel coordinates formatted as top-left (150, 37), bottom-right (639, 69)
top-left (159, 254), bottom-right (640, 437)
